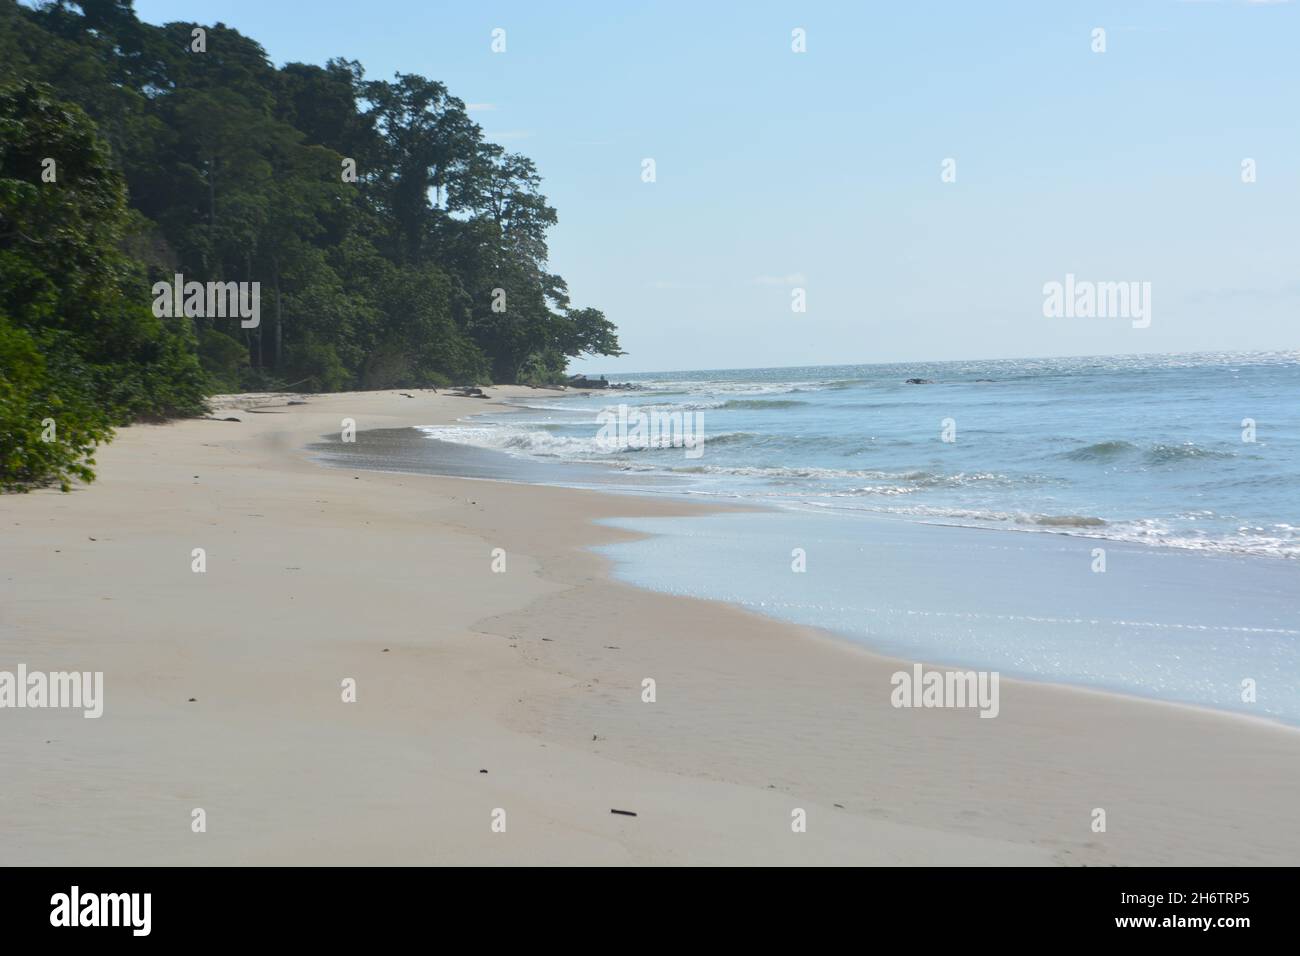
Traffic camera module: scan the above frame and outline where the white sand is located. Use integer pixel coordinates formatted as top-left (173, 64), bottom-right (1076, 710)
top-left (3, 388), bottom-right (1298, 865)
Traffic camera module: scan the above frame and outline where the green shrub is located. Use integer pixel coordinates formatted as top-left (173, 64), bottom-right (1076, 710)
top-left (198, 328), bottom-right (250, 393)
top-left (518, 349), bottom-right (568, 386)
top-left (0, 312), bottom-right (112, 491)
top-left (283, 334), bottom-right (351, 392)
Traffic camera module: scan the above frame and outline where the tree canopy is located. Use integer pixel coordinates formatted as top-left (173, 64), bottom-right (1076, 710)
top-left (1, 0), bottom-right (621, 489)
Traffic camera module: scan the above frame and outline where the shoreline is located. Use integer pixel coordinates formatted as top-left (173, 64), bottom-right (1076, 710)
top-left (319, 428), bottom-right (1299, 734)
top-left (412, 386), bottom-right (1300, 563)
top-left (4, 388), bottom-right (1299, 864)
top-left (314, 418), bottom-right (1300, 729)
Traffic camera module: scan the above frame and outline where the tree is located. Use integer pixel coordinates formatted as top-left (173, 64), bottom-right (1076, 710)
top-left (1, 0), bottom-right (623, 491)
top-left (0, 79), bottom-right (204, 488)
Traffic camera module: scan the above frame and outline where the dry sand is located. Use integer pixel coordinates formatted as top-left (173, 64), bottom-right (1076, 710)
top-left (3, 388), bottom-right (1298, 865)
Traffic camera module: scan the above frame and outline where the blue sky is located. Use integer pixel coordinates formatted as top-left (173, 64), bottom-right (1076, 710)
top-left (133, 0), bottom-right (1299, 373)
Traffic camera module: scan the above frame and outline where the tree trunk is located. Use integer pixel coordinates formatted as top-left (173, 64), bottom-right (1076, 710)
top-left (273, 256), bottom-right (283, 369)
top-left (245, 250), bottom-right (261, 368)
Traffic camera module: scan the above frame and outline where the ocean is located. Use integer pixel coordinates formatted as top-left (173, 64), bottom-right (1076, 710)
top-left (321, 351), bottom-right (1300, 724)
top-left (424, 351), bottom-right (1300, 560)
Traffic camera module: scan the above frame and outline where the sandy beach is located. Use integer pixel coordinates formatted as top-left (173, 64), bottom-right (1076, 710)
top-left (3, 388), bottom-right (1299, 866)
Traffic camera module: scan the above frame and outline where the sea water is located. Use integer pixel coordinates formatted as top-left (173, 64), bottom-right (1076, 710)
top-left (415, 352), bottom-right (1300, 722)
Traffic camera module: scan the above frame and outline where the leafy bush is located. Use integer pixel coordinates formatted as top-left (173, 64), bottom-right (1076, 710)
top-left (518, 349), bottom-right (568, 386)
top-left (198, 328), bottom-right (250, 393)
top-left (0, 312), bottom-right (112, 491)
top-left (283, 333), bottom-right (350, 392)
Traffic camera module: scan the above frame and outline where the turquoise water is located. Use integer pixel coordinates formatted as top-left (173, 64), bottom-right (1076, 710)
top-left (591, 511), bottom-right (1300, 725)
top-left (426, 351), bottom-right (1300, 559)
top-left (412, 351), bottom-right (1300, 723)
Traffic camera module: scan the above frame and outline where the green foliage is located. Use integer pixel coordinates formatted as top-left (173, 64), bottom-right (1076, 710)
top-left (283, 333), bottom-right (350, 392)
top-left (518, 349), bottom-right (569, 387)
top-left (0, 0), bottom-right (621, 490)
top-left (198, 327), bottom-right (249, 392)
top-left (0, 311), bottom-right (113, 491)
top-left (1, 77), bottom-right (205, 489)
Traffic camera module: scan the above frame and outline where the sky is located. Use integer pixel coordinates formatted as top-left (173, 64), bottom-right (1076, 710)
top-left (131, 0), bottom-right (1300, 374)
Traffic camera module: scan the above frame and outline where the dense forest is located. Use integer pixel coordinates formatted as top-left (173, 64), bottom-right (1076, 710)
top-left (0, 0), bottom-right (620, 490)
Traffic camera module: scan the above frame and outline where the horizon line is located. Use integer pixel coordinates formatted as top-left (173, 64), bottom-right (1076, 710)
top-left (575, 347), bottom-right (1300, 379)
